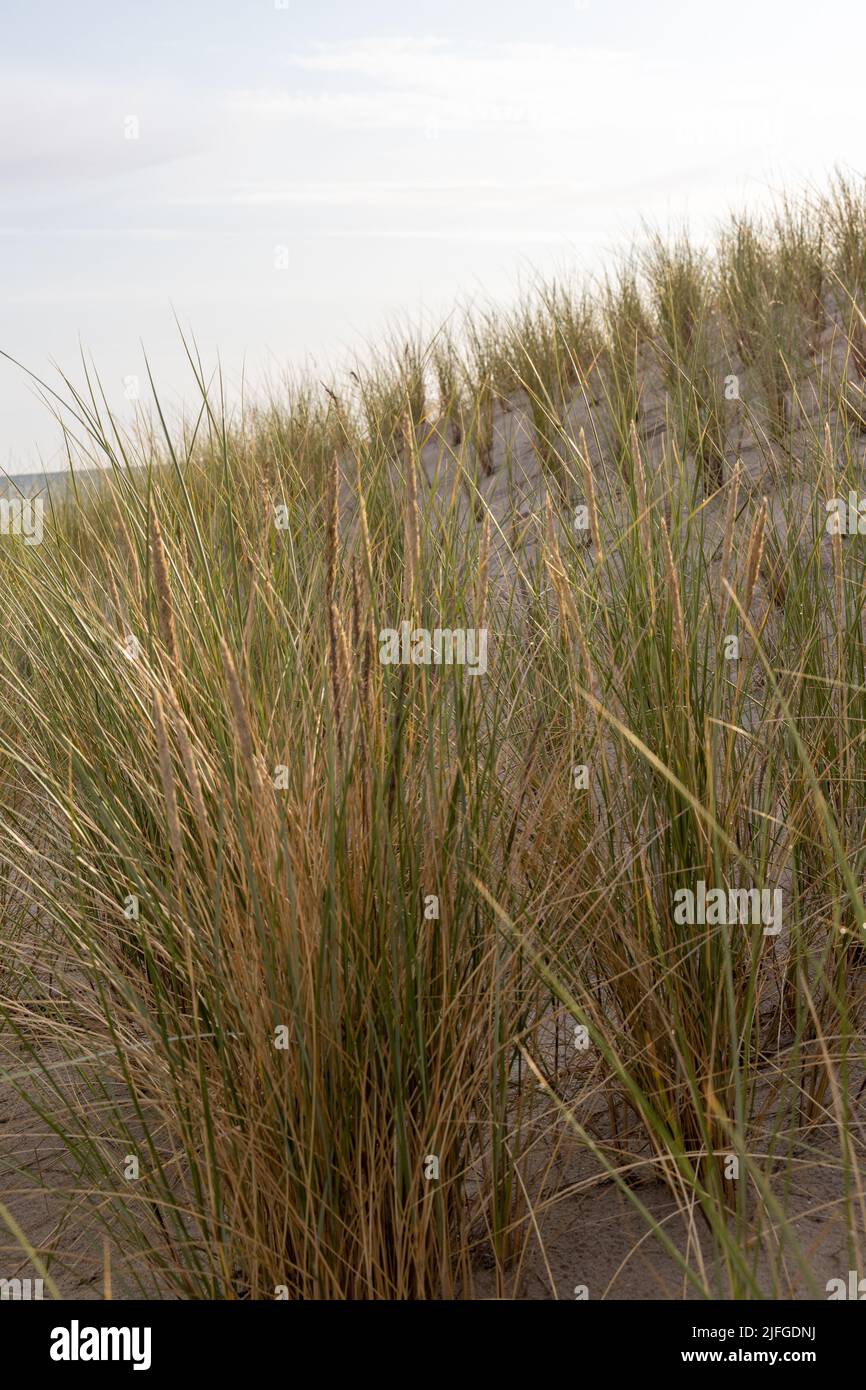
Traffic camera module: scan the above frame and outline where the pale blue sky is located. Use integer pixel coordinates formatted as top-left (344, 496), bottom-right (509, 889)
top-left (2, 0), bottom-right (865, 470)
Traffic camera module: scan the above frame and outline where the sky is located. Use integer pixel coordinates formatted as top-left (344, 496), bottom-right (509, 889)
top-left (2, 0), bottom-right (865, 472)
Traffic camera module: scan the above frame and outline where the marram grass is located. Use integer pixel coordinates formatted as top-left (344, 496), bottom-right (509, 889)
top-left (1, 175), bottom-right (866, 1299)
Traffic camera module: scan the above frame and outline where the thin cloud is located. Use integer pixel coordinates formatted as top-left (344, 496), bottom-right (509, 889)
top-left (0, 71), bottom-right (214, 189)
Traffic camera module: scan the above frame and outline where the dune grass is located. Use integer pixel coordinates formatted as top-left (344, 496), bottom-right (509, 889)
top-left (1, 175), bottom-right (866, 1299)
